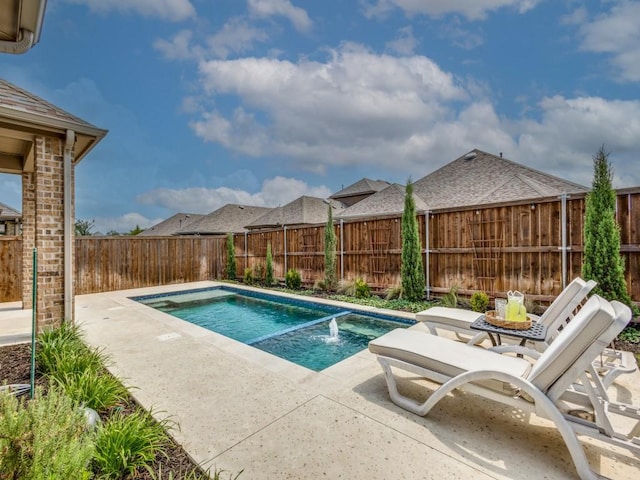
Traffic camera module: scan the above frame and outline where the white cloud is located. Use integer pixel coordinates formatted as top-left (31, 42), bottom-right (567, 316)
top-left (93, 213), bottom-right (162, 235)
top-left (191, 44), bottom-right (467, 173)
top-left (135, 177), bottom-right (331, 213)
top-left (248, 0), bottom-right (312, 32)
top-left (362, 0), bottom-right (541, 21)
top-left (154, 30), bottom-right (201, 61)
top-left (515, 95), bottom-right (640, 187)
top-left (577, 1), bottom-right (640, 82)
top-left (206, 17), bottom-right (269, 58)
top-left (64, 0), bottom-right (196, 21)
top-left (386, 26), bottom-right (418, 55)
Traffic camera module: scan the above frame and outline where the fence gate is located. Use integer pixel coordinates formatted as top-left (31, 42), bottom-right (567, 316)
top-left (467, 214), bottom-right (504, 297)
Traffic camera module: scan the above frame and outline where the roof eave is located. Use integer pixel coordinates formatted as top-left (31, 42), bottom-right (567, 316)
top-left (0, 105), bottom-right (108, 163)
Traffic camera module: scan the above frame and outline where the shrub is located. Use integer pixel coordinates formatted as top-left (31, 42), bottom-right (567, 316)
top-left (354, 278), bottom-right (371, 298)
top-left (470, 291), bottom-right (489, 312)
top-left (384, 285), bottom-right (403, 300)
top-left (253, 264), bottom-right (265, 285)
top-left (243, 268), bottom-right (254, 285)
top-left (440, 285), bottom-right (459, 308)
top-left (93, 408), bottom-right (170, 479)
top-left (51, 369), bottom-right (129, 413)
top-left (582, 147), bottom-right (637, 314)
top-left (285, 268), bottom-right (302, 289)
top-left (0, 386), bottom-right (95, 479)
top-left (324, 205), bottom-right (337, 291)
top-left (265, 242), bottom-right (274, 287)
top-left (401, 179), bottom-right (425, 301)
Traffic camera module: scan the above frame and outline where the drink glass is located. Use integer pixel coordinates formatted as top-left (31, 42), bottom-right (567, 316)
top-left (495, 299), bottom-right (507, 319)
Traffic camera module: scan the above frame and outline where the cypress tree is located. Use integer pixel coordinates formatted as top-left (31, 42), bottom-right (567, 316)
top-left (401, 179), bottom-right (425, 301)
top-left (582, 146), bottom-right (635, 311)
top-left (324, 204), bottom-right (337, 291)
top-left (265, 241), bottom-right (274, 287)
top-left (226, 232), bottom-right (236, 280)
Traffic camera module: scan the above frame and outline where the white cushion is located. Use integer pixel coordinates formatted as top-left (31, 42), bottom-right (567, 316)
top-left (369, 329), bottom-right (531, 394)
top-left (416, 306), bottom-right (483, 330)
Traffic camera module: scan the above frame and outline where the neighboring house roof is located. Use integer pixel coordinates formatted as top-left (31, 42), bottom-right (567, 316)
top-left (0, 79), bottom-right (108, 175)
top-left (247, 196), bottom-right (344, 229)
top-left (0, 0), bottom-right (47, 54)
top-left (180, 204), bottom-right (273, 235)
top-left (411, 149), bottom-right (588, 210)
top-left (0, 200), bottom-right (21, 221)
top-left (338, 149), bottom-right (589, 218)
top-left (137, 213), bottom-right (203, 236)
top-left (336, 184), bottom-right (428, 219)
top-left (330, 178), bottom-right (391, 200)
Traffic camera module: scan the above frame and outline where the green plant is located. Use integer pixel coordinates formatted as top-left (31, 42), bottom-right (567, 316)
top-left (384, 285), bottom-right (403, 300)
top-left (51, 369), bottom-right (129, 413)
top-left (93, 408), bottom-right (170, 479)
top-left (37, 322), bottom-right (107, 376)
top-left (582, 146), bottom-right (637, 314)
top-left (265, 242), bottom-right (274, 287)
top-left (243, 267), bottom-right (254, 285)
top-left (401, 179), bottom-right (425, 301)
top-left (253, 264), bottom-right (265, 284)
top-left (440, 285), bottom-right (459, 308)
top-left (470, 291), bottom-right (489, 312)
top-left (285, 268), bottom-right (302, 289)
top-left (0, 386), bottom-right (95, 479)
top-left (226, 233), bottom-right (236, 280)
top-left (354, 277), bottom-right (371, 299)
top-left (324, 205), bottom-right (337, 291)
top-left (617, 327), bottom-right (640, 344)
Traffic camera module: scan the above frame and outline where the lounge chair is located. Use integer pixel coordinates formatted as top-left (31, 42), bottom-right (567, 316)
top-left (369, 295), bottom-right (639, 480)
top-left (416, 277), bottom-right (595, 346)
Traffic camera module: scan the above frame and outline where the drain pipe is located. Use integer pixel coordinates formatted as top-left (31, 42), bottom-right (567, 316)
top-left (0, 29), bottom-right (34, 54)
top-left (64, 130), bottom-right (75, 322)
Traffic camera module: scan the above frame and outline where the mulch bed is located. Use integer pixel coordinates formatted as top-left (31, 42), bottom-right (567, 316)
top-left (0, 343), bottom-right (208, 480)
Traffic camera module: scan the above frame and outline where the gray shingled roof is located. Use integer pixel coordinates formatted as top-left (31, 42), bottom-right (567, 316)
top-left (180, 204), bottom-right (273, 235)
top-left (137, 213), bottom-right (203, 236)
top-left (247, 196), bottom-right (344, 229)
top-left (412, 149), bottom-right (588, 210)
top-left (0, 200), bottom-right (21, 220)
top-left (330, 178), bottom-right (391, 199)
top-left (0, 79), bottom-right (107, 167)
top-left (336, 184), bottom-right (427, 219)
top-left (0, 79), bottom-right (100, 130)
top-left (337, 149), bottom-right (589, 217)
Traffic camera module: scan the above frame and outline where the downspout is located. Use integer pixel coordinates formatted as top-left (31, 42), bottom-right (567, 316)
top-left (64, 130), bottom-right (75, 322)
top-left (0, 29), bottom-right (34, 54)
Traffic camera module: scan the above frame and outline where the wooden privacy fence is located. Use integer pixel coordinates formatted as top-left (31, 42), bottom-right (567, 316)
top-left (74, 236), bottom-right (226, 295)
top-left (0, 188), bottom-right (638, 304)
top-left (0, 237), bottom-right (21, 302)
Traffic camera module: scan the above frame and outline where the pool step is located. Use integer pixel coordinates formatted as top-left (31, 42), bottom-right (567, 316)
top-left (246, 310), bottom-right (352, 345)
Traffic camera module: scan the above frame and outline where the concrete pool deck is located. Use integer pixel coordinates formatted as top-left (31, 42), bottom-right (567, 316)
top-left (4, 282), bottom-right (639, 479)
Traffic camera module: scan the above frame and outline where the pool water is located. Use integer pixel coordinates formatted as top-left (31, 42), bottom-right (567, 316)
top-left (134, 287), bottom-right (412, 371)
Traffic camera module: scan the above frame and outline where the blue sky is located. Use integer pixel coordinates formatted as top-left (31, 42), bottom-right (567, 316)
top-left (1, 0), bottom-right (639, 233)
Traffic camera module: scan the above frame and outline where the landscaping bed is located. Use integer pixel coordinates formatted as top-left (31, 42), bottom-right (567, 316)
top-left (0, 340), bottom-right (225, 479)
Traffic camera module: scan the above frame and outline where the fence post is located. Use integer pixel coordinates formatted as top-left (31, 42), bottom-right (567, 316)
top-left (244, 232), bottom-right (248, 276)
top-left (284, 225), bottom-right (287, 275)
top-left (424, 210), bottom-right (430, 300)
top-left (559, 193), bottom-right (569, 289)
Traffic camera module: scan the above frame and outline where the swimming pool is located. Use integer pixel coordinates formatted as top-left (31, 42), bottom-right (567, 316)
top-left (133, 286), bottom-right (413, 371)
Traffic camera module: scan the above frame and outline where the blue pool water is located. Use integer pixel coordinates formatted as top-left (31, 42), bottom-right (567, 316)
top-left (133, 286), bottom-right (412, 371)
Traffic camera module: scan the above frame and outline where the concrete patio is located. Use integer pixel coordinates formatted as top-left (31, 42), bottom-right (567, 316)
top-left (3, 282), bottom-right (639, 479)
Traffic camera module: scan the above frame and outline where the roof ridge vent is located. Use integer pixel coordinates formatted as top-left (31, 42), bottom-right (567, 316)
top-left (464, 152), bottom-right (477, 160)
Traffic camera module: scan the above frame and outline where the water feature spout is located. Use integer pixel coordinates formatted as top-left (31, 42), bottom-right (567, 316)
top-left (329, 318), bottom-right (339, 340)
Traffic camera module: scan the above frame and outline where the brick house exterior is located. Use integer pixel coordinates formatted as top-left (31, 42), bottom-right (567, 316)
top-left (0, 79), bottom-right (107, 329)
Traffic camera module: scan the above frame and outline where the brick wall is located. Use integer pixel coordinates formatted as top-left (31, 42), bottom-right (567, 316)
top-left (21, 136), bottom-right (71, 331)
